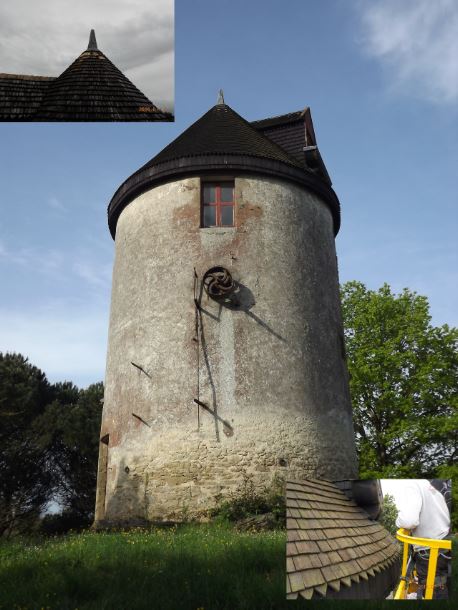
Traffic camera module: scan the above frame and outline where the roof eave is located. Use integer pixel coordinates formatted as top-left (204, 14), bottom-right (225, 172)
top-left (107, 153), bottom-right (341, 239)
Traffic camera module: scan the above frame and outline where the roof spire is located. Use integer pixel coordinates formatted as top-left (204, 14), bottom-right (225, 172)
top-left (217, 89), bottom-right (225, 105)
top-left (87, 29), bottom-right (98, 51)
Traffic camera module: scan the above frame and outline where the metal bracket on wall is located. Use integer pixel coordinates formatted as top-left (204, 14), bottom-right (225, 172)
top-left (194, 268), bottom-right (201, 429)
top-left (132, 412), bottom-right (151, 427)
top-left (193, 399), bottom-right (234, 437)
top-left (131, 361), bottom-right (151, 378)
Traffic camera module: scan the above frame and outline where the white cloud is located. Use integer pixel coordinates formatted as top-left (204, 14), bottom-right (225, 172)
top-left (47, 196), bottom-right (67, 212)
top-left (0, 242), bottom-right (64, 274)
top-left (0, 0), bottom-right (174, 107)
top-left (356, 0), bottom-right (458, 103)
top-left (0, 238), bottom-right (113, 293)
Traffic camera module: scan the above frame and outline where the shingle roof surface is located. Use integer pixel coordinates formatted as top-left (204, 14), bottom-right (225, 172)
top-left (286, 479), bottom-right (400, 600)
top-left (251, 109), bottom-right (307, 130)
top-left (253, 121), bottom-right (306, 165)
top-left (34, 49), bottom-right (171, 121)
top-left (143, 103), bottom-right (302, 168)
top-left (0, 74), bottom-right (54, 120)
top-left (251, 108), bottom-right (317, 166)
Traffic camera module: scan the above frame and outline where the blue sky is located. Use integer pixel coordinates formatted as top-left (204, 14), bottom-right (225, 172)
top-left (0, 0), bottom-right (457, 387)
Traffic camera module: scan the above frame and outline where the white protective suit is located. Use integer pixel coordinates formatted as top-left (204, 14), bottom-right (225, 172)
top-left (395, 479), bottom-right (450, 547)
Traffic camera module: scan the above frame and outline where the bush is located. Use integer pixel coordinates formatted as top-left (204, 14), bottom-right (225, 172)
top-left (210, 474), bottom-right (285, 527)
top-left (40, 510), bottom-right (92, 536)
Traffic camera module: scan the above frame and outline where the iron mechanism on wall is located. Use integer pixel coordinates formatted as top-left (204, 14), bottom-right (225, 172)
top-left (202, 266), bottom-right (236, 301)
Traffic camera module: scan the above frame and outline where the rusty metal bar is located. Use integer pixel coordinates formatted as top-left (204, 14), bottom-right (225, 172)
top-left (194, 267), bottom-right (200, 429)
top-left (193, 399), bottom-right (234, 437)
top-left (193, 398), bottom-right (210, 411)
top-left (132, 412), bottom-right (151, 427)
top-left (130, 361), bottom-right (151, 378)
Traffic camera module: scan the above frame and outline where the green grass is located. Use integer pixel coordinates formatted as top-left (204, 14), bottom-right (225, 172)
top-left (0, 526), bottom-right (455, 610)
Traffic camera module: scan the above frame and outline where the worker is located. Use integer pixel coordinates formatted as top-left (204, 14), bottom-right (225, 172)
top-left (395, 479), bottom-right (451, 600)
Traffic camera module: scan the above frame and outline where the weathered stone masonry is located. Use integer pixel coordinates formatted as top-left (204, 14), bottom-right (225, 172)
top-left (94, 103), bottom-right (358, 524)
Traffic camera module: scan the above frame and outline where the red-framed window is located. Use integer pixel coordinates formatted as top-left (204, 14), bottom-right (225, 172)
top-left (202, 181), bottom-right (234, 227)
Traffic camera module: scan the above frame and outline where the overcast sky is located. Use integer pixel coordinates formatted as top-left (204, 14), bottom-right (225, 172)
top-left (0, 0), bottom-right (457, 387)
top-left (0, 0), bottom-right (174, 111)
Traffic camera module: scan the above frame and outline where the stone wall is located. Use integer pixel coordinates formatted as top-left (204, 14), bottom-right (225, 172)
top-left (95, 174), bottom-right (358, 523)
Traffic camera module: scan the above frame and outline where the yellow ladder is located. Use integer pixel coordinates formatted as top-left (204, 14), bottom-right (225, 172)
top-left (394, 528), bottom-right (451, 600)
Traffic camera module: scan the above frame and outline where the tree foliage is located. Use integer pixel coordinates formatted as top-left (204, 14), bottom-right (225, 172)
top-left (379, 493), bottom-right (399, 537)
top-left (341, 282), bottom-right (458, 478)
top-left (437, 464), bottom-right (458, 531)
top-left (0, 354), bottom-right (53, 536)
top-left (35, 381), bottom-right (103, 523)
top-left (0, 352), bottom-right (103, 536)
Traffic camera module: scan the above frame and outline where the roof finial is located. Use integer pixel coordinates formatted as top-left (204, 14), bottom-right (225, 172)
top-left (217, 89), bottom-right (225, 105)
top-left (88, 29), bottom-right (98, 51)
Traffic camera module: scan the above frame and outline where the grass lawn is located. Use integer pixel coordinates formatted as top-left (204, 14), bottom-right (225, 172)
top-left (0, 526), bottom-right (455, 610)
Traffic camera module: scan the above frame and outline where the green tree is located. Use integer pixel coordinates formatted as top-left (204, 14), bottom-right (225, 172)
top-left (0, 352), bottom-right (103, 536)
top-left (36, 382), bottom-right (103, 524)
top-left (437, 465), bottom-right (458, 531)
top-left (341, 281), bottom-right (457, 478)
top-left (380, 493), bottom-right (399, 537)
top-left (0, 353), bottom-right (53, 537)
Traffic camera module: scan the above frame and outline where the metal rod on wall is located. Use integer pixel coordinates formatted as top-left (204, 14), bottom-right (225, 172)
top-left (194, 268), bottom-right (200, 429)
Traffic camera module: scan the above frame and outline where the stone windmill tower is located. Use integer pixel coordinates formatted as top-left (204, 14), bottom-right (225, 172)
top-left (94, 98), bottom-right (358, 525)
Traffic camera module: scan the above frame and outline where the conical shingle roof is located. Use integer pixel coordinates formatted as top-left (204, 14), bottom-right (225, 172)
top-left (145, 103), bottom-right (302, 167)
top-left (34, 30), bottom-right (173, 121)
top-left (108, 102), bottom-right (341, 237)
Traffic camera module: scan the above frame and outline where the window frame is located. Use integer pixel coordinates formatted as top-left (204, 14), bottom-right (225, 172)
top-left (201, 180), bottom-right (235, 228)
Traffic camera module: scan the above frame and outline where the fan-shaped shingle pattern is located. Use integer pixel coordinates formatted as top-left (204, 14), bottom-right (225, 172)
top-left (0, 74), bottom-right (54, 120)
top-left (34, 49), bottom-right (172, 122)
top-left (286, 479), bottom-right (400, 600)
top-left (145, 103), bottom-right (302, 168)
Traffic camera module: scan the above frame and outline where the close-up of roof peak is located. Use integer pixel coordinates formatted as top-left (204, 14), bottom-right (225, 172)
top-left (87, 29), bottom-right (98, 51)
top-left (0, 30), bottom-right (173, 122)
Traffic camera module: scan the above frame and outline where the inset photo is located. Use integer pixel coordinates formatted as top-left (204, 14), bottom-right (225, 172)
top-left (286, 478), bottom-right (452, 601)
top-left (0, 0), bottom-right (174, 121)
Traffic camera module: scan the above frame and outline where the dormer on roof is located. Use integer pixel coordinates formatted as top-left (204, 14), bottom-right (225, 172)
top-left (252, 108), bottom-right (332, 184)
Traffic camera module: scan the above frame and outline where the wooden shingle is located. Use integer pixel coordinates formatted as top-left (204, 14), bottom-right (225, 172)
top-left (286, 479), bottom-right (400, 599)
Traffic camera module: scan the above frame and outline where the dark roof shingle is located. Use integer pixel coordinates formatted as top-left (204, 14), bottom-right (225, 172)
top-left (145, 103), bottom-right (302, 168)
top-left (251, 109), bottom-right (307, 130)
top-left (34, 49), bottom-right (171, 122)
top-left (0, 74), bottom-right (54, 120)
